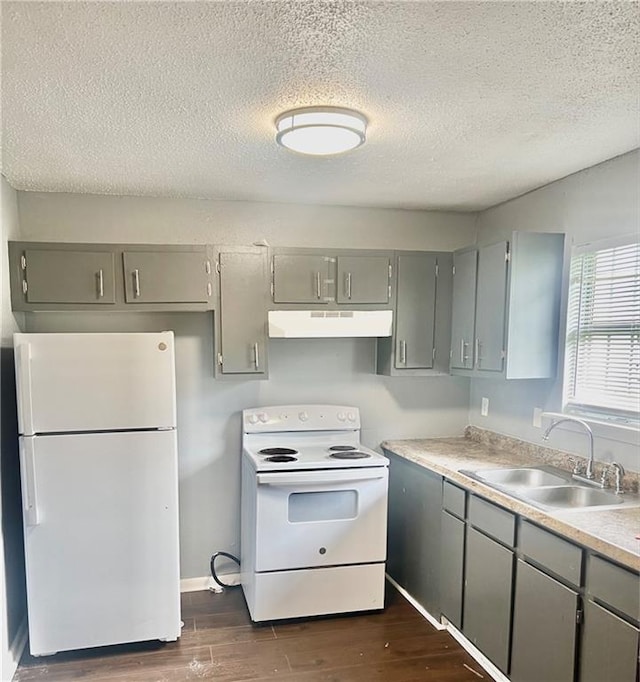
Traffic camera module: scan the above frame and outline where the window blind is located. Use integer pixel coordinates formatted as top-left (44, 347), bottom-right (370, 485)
top-left (564, 240), bottom-right (640, 420)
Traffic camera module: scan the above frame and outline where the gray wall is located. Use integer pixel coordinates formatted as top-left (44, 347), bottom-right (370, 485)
top-left (16, 192), bottom-right (476, 579)
top-left (1, 175), bottom-right (26, 681)
top-left (471, 150), bottom-right (639, 472)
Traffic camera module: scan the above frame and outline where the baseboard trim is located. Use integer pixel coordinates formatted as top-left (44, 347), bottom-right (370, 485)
top-left (443, 618), bottom-right (509, 682)
top-left (180, 573), bottom-right (240, 594)
top-left (384, 574), bottom-right (445, 631)
top-left (385, 576), bottom-right (507, 682)
top-left (3, 616), bottom-right (28, 682)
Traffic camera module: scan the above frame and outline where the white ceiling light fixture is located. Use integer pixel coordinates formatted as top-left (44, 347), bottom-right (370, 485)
top-left (275, 106), bottom-right (367, 156)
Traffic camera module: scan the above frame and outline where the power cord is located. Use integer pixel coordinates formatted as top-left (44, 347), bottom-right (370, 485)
top-left (209, 551), bottom-right (241, 589)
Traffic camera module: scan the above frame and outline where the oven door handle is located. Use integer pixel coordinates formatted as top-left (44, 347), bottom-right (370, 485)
top-left (256, 469), bottom-right (387, 486)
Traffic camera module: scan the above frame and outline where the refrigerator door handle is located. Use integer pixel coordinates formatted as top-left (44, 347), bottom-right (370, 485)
top-left (16, 342), bottom-right (35, 435)
top-left (20, 439), bottom-right (40, 526)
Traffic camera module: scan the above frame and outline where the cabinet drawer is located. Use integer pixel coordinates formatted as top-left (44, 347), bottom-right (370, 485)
top-left (587, 555), bottom-right (640, 622)
top-left (443, 481), bottom-right (466, 519)
top-left (467, 495), bottom-right (515, 547)
top-left (519, 520), bottom-right (582, 587)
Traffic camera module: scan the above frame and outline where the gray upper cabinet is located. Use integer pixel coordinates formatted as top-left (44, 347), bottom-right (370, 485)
top-left (510, 559), bottom-right (579, 682)
top-left (376, 251), bottom-right (452, 376)
top-left (270, 248), bottom-right (394, 309)
top-left (10, 244), bottom-right (117, 309)
top-left (335, 255), bottom-right (390, 304)
top-left (272, 254), bottom-right (332, 304)
top-left (123, 248), bottom-right (212, 305)
top-left (474, 241), bottom-right (508, 372)
top-left (450, 248), bottom-right (477, 370)
top-left (9, 242), bottom-right (215, 312)
top-left (216, 247), bottom-right (269, 378)
top-left (450, 232), bottom-right (565, 379)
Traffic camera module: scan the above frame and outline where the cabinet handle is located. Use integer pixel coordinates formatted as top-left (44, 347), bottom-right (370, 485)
top-left (253, 342), bottom-right (260, 370)
top-left (97, 269), bottom-right (104, 298)
top-left (460, 339), bottom-right (470, 366)
top-left (346, 272), bottom-right (352, 299)
top-left (133, 269), bottom-right (141, 298)
top-left (400, 340), bottom-right (407, 365)
top-left (315, 272), bottom-right (321, 300)
top-left (475, 338), bottom-right (482, 368)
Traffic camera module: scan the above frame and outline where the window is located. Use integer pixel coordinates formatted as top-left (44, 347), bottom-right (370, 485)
top-left (564, 238), bottom-right (640, 422)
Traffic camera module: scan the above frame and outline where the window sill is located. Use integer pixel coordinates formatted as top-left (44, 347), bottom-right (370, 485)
top-left (542, 411), bottom-right (639, 446)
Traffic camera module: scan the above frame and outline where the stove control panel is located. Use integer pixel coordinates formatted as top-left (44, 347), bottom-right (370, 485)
top-left (243, 405), bottom-right (361, 432)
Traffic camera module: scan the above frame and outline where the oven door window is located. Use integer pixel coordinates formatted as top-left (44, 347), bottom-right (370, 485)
top-left (288, 490), bottom-right (358, 523)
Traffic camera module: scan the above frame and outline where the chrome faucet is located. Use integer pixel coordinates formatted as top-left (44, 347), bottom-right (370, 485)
top-left (611, 462), bottom-right (626, 495)
top-left (542, 417), bottom-right (595, 480)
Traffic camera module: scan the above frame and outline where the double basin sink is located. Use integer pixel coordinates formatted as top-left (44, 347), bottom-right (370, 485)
top-left (459, 465), bottom-right (631, 511)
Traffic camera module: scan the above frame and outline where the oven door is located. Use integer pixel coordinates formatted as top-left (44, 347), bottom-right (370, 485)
top-left (254, 467), bottom-right (388, 572)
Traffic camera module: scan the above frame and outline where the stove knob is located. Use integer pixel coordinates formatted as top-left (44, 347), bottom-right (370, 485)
top-left (247, 414), bottom-right (259, 425)
top-left (337, 411), bottom-right (346, 422)
top-left (258, 412), bottom-right (268, 423)
top-left (347, 412), bottom-right (356, 422)
top-left (298, 411), bottom-right (309, 422)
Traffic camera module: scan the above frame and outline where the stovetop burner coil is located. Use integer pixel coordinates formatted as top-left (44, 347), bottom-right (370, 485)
top-left (329, 451), bottom-right (371, 460)
top-left (265, 455), bottom-right (298, 463)
top-left (259, 447), bottom-right (298, 455)
top-left (328, 445), bottom-right (357, 452)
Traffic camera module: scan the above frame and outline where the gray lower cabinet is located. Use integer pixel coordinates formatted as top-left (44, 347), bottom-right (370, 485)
top-left (510, 559), bottom-right (579, 682)
top-left (123, 248), bottom-right (212, 304)
top-left (335, 255), bottom-right (390, 304)
top-left (463, 526), bottom-right (513, 674)
top-left (386, 453), bottom-right (441, 615)
top-left (11, 244), bottom-right (117, 307)
top-left (440, 509), bottom-right (464, 628)
top-left (580, 600), bottom-right (639, 682)
top-left (272, 254), bottom-right (332, 303)
top-left (216, 247), bottom-right (269, 377)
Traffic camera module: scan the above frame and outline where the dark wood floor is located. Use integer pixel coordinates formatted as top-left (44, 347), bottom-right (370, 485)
top-left (14, 583), bottom-right (486, 681)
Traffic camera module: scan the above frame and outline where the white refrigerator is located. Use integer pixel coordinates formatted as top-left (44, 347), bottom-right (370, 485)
top-left (14, 332), bottom-right (181, 656)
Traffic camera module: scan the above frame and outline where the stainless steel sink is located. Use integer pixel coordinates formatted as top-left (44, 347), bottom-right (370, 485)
top-left (459, 465), bottom-right (635, 511)
top-left (464, 466), bottom-right (570, 489)
top-left (521, 485), bottom-right (624, 509)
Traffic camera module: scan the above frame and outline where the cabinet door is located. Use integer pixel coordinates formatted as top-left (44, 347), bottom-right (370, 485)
top-left (440, 509), bottom-right (464, 628)
top-left (463, 526), bottom-right (513, 673)
top-left (580, 600), bottom-right (639, 682)
top-left (23, 248), bottom-right (116, 304)
top-left (336, 256), bottom-right (390, 304)
top-left (510, 560), bottom-right (579, 682)
top-left (123, 249), bottom-right (211, 304)
top-left (450, 249), bottom-right (477, 370)
top-left (272, 254), bottom-right (331, 303)
top-left (474, 241), bottom-right (508, 372)
top-left (395, 254), bottom-right (436, 369)
top-left (218, 250), bottom-right (268, 376)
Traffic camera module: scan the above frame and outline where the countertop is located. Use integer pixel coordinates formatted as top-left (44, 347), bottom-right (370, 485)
top-left (381, 431), bottom-right (640, 572)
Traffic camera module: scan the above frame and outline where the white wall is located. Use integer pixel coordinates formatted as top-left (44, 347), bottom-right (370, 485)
top-left (1, 176), bottom-right (26, 682)
top-left (471, 150), bottom-right (640, 472)
top-left (16, 192), bottom-right (476, 579)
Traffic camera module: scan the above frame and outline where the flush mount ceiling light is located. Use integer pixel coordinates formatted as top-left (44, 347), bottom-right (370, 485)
top-left (275, 106), bottom-right (367, 156)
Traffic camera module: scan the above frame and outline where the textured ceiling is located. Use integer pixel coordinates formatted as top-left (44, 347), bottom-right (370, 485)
top-left (1, 1), bottom-right (639, 211)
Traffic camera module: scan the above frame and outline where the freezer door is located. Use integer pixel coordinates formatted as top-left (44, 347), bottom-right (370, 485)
top-left (14, 332), bottom-right (176, 434)
top-left (20, 430), bottom-right (181, 655)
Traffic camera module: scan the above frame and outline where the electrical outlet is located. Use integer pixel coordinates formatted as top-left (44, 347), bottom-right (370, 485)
top-left (533, 407), bottom-right (544, 428)
top-left (481, 397), bottom-right (489, 417)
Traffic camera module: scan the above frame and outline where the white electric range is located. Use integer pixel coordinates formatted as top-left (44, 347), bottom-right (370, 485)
top-left (240, 404), bottom-right (389, 622)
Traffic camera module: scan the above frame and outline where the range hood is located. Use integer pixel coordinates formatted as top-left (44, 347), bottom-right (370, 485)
top-left (268, 310), bottom-right (393, 338)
